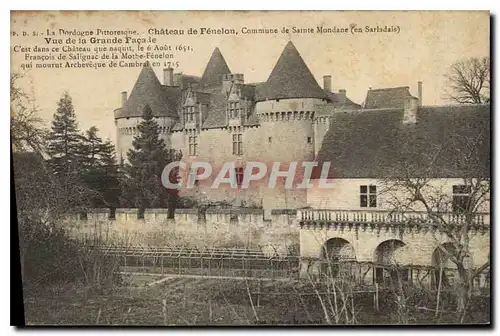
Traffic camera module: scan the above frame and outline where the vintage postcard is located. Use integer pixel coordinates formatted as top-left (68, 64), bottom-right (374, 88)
top-left (11, 11), bottom-right (490, 326)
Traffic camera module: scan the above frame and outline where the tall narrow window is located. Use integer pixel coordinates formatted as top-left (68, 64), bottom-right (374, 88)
top-left (360, 185), bottom-right (377, 208)
top-left (189, 167), bottom-right (199, 186)
top-left (232, 133), bottom-right (243, 155)
top-left (188, 135), bottom-right (198, 156)
top-left (229, 101), bottom-right (240, 119)
top-left (235, 167), bottom-right (244, 187)
top-left (185, 106), bottom-right (197, 123)
top-left (452, 185), bottom-right (471, 213)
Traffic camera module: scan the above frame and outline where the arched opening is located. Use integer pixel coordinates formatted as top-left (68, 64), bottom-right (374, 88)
top-left (320, 238), bottom-right (356, 279)
top-left (322, 238), bottom-right (356, 261)
top-left (373, 239), bottom-right (409, 285)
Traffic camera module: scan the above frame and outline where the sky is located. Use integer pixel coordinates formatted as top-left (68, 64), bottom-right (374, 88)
top-left (11, 11), bottom-right (490, 144)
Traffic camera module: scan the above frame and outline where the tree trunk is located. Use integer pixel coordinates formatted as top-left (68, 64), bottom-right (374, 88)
top-left (456, 264), bottom-right (472, 320)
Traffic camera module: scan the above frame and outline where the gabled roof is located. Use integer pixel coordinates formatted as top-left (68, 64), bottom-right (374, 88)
top-left (363, 86), bottom-right (416, 109)
top-left (314, 104), bottom-right (490, 179)
top-left (115, 64), bottom-right (180, 119)
top-left (201, 83), bottom-right (259, 129)
top-left (198, 47), bottom-right (231, 89)
top-left (256, 41), bottom-right (330, 102)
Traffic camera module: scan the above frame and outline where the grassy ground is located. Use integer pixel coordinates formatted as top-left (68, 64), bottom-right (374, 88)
top-left (23, 274), bottom-right (490, 326)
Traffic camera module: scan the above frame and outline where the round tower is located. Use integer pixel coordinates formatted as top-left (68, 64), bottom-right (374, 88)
top-left (114, 64), bottom-right (180, 163)
top-left (251, 41), bottom-right (331, 215)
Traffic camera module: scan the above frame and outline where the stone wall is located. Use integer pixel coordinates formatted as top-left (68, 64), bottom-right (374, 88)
top-left (306, 178), bottom-right (491, 213)
top-left (63, 208), bottom-right (299, 256)
top-left (298, 223), bottom-right (490, 285)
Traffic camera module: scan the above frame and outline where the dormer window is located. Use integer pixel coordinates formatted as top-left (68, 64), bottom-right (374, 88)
top-left (229, 101), bottom-right (240, 119)
top-left (184, 106), bottom-right (197, 123)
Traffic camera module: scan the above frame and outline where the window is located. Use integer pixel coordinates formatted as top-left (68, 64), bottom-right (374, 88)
top-left (138, 208), bottom-right (145, 219)
top-left (235, 167), bottom-right (244, 187)
top-left (232, 133), bottom-right (243, 155)
top-left (360, 185), bottom-right (377, 208)
top-left (189, 167), bottom-right (200, 186)
top-left (229, 101), bottom-right (240, 118)
top-left (268, 137), bottom-right (272, 143)
top-left (307, 136), bottom-right (312, 144)
top-left (188, 135), bottom-right (198, 156)
top-left (185, 106), bottom-right (196, 123)
top-left (452, 185), bottom-right (471, 213)
top-left (109, 208), bottom-right (116, 220)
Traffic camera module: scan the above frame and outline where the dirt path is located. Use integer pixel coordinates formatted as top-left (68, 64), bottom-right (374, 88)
top-left (119, 271), bottom-right (294, 284)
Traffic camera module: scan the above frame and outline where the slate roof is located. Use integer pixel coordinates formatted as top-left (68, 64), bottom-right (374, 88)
top-left (363, 86), bottom-right (416, 109)
top-left (256, 42), bottom-right (331, 102)
top-left (115, 64), bottom-right (180, 119)
top-left (202, 91), bottom-right (230, 129)
top-left (192, 91), bottom-right (211, 106)
top-left (178, 74), bottom-right (201, 89)
top-left (325, 91), bottom-right (361, 110)
top-left (314, 104), bottom-right (490, 179)
top-left (200, 83), bottom-right (259, 129)
top-left (198, 47), bottom-right (231, 90)
top-left (240, 84), bottom-right (257, 101)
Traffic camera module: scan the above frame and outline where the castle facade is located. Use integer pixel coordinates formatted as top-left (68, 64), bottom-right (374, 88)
top-left (114, 41), bottom-right (366, 215)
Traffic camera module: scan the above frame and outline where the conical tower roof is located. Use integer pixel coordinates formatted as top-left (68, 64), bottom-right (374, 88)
top-left (256, 41), bottom-right (330, 101)
top-left (198, 47), bottom-right (231, 89)
top-left (116, 63), bottom-right (179, 119)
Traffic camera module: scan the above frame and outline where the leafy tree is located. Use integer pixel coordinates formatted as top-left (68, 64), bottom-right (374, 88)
top-left (11, 77), bottom-right (96, 287)
top-left (99, 139), bottom-right (121, 209)
top-left (46, 91), bottom-right (84, 177)
top-left (79, 126), bottom-right (120, 208)
top-left (120, 105), bottom-right (181, 217)
top-left (444, 57), bottom-right (490, 104)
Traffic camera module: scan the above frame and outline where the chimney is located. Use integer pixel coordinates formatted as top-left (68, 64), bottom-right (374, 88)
top-left (163, 68), bottom-right (174, 86)
top-left (222, 73), bottom-right (232, 96)
top-left (338, 89), bottom-right (347, 103)
top-left (417, 81), bottom-right (423, 107)
top-left (403, 96), bottom-right (419, 124)
top-left (323, 75), bottom-right (332, 92)
top-left (121, 91), bottom-right (127, 107)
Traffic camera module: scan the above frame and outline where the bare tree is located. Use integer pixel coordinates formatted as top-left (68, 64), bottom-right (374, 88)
top-left (444, 57), bottom-right (490, 104)
top-left (11, 73), bottom-right (47, 154)
top-left (380, 123), bottom-right (490, 320)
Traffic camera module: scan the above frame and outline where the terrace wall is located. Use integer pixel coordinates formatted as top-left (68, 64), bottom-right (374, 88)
top-left (63, 208), bottom-right (299, 256)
